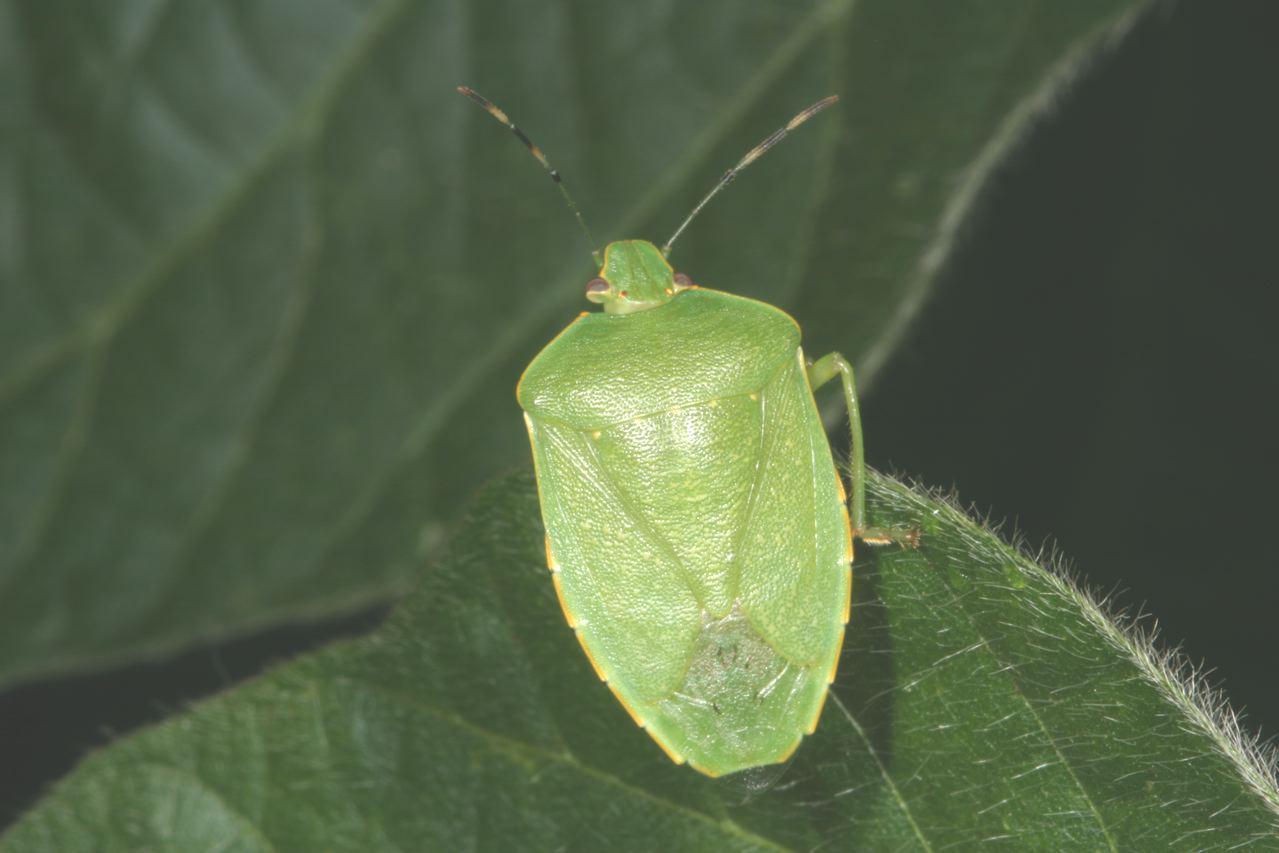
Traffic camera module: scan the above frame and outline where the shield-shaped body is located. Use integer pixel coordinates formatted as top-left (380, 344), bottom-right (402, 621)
top-left (519, 274), bottom-right (853, 777)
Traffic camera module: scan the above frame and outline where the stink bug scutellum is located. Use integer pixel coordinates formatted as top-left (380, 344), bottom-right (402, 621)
top-left (459, 86), bottom-right (918, 777)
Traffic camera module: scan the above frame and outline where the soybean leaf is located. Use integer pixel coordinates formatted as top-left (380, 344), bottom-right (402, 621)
top-left (0, 0), bottom-right (1143, 687)
top-left (5, 469), bottom-right (1277, 849)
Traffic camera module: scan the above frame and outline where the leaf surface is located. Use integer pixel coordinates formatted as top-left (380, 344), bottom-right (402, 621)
top-left (6, 470), bottom-right (1277, 850)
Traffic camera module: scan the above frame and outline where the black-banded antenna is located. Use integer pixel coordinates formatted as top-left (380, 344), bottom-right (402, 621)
top-left (458, 86), bottom-right (601, 266)
top-left (662, 95), bottom-right (840, 257)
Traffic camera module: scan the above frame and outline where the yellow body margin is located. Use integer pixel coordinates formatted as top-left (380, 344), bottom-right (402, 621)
top-left (551, 573), bottom-right (575, 628)
top-left (808, 486), bottom-right (856, 738)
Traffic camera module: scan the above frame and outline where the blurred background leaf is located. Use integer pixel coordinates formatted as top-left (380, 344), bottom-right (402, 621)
top-left (5, 0), bottom-right (1279, 842)
top-left (5, 471), bottom-right (1277, 849)
top-left (0, 0), bottom-right (1136, 685)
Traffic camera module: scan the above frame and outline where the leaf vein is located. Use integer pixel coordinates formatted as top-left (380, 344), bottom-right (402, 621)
top-left (931, 564), bottom-right (1121, 849)
top-left (353, 677), bottom-right (792, 852)
top-left (829, 692), bottom-right (934, 852)
top-left (136, 762), bottom-right (279, 852)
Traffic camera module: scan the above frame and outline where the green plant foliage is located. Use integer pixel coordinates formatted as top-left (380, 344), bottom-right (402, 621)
top-left (5, 470), bottom-right (1276, 849)
top-left (0, 0), bottom-right (1143, 687)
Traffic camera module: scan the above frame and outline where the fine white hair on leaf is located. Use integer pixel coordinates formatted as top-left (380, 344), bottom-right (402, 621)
top-left (855, 464), bottom-right (1279, 825)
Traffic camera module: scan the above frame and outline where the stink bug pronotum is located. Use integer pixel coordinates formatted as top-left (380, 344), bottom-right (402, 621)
top-left (460, 86), bottom-right (918, 777)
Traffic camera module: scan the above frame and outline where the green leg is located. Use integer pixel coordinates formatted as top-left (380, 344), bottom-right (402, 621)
top-left (807, 352), bottom-right (918, 548)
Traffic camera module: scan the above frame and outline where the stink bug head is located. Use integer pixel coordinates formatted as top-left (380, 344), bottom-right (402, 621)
top-left (585, 240), bottom-right (677, 315)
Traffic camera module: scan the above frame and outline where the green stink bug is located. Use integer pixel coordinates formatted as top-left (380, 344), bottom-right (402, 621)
top-left (460, 87), bottom-right (917, 777)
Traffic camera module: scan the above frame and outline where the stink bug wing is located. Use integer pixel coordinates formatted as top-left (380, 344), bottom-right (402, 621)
top-left (524, 415), bottom-right (703, 701)
top-left (635, 348), bottom-right (849, 774)
top-left (588, 392), bottom-right (764, 619)
top-left (639, 349), bottom-right (849, 774)
top-left (736, 349), bottom-right (851, 671)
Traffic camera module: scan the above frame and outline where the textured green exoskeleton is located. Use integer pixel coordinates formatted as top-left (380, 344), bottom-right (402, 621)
top-left (461, 87), bottom-right (914, 776)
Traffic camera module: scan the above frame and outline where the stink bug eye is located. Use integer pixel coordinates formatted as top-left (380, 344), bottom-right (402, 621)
top-left (461, 86), bottom-right (920, 777)
top-left (584, 278), bottom-right (610, 302)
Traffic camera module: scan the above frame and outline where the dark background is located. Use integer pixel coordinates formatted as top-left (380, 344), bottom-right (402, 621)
top-left (3, 0), bottom-right (1277, 829)
top-left (870, 0), bottom-right (1279, 758)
